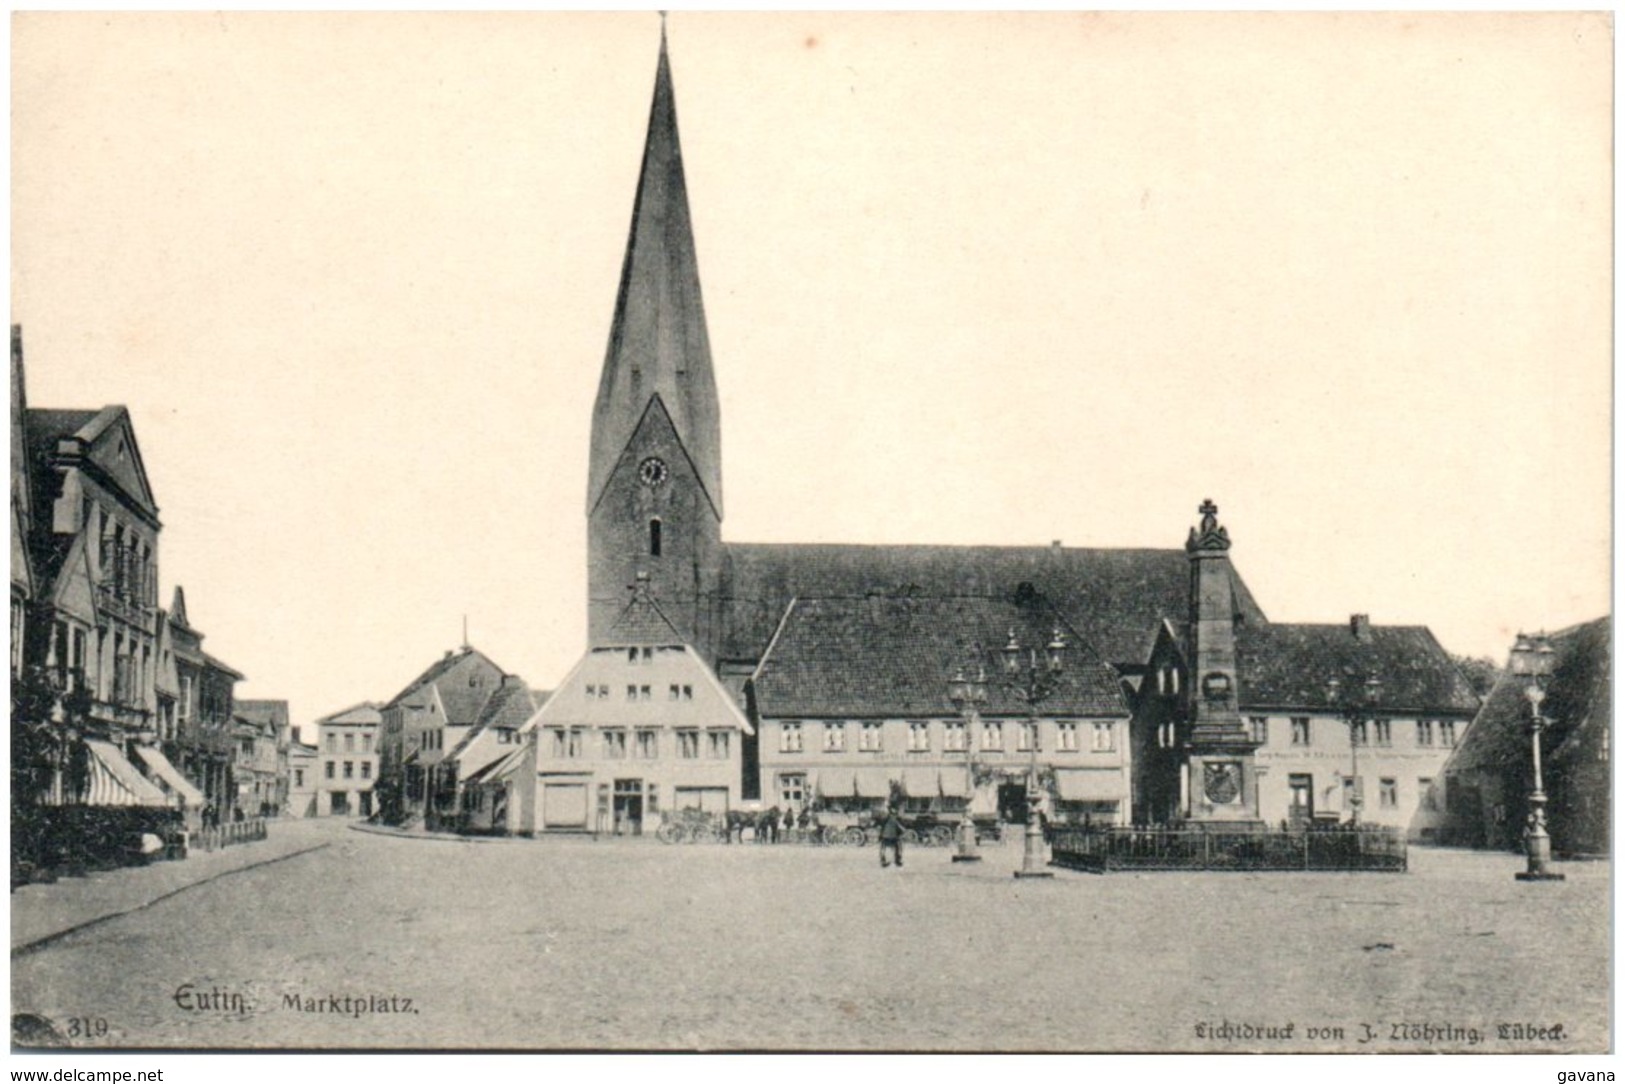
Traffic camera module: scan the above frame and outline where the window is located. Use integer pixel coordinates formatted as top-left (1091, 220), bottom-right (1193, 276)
top-left (640, 685), bottom-right (652, 701)
top-left (1290, 717), bottom-right (1310, 746)
top-left (1249, 716), bottom-right (1268, 745)
top-left (1017, 722), bottom-right (1036, 752)
top-left (627, 648), bottom-right (638, 665)
top-left (944, 722), bottom-right (966, 752)
top-left (363, 734), bottom-right (373, 754)
top-left (1342, 776), bottom-right (1362, 806)
top-left (626, 685), bottom-right (638, 701)
top-left (669, 684), bottom-right (681, 700)
top-left (1288, 774), bottom-right (1313, 816)
top-left (1416, 720), bottom-right (1434, 747)
top-left (343, 761), bottom-right (354, 779)
top-left (294, 769), bottom-right (305, 788)
top-left (636, 729), bottom-right (658, 759)
top-left (908, 722), bottom-right (930, 752)
top-left (780, 723), bottom-right (803, 753)
top-left (1439, 720), bottom-right (1458, 747)
top-left (859, 722), bottom-right (883, 752)
top-left (1056, 722), bottom-right (1079, 751)
top-left (982, 723), bottom-right (1004, 751)
top-left (566, 729), bottom-right (583, 758)
top-left (682, 685), bottom-right (692, 700)
top-left (1373, 719), bottom-right (1392, 746)
top-left (326, 733), bottom-right (337, 752)
top-left (361, 762), bottom-right (371, 780)
top-left (779, 773), bottom-right (806, 806)
top-left (649, 518), bottom-right (662, 557)
top-left (708, 731), bottom-right (730, 759)
top-left (325, 761), bottom-right (335, 780)
top-left (604, 730), bottom-right (628, 759)
top-left (1157, 721), bottom-right (1176, 749)
top-left (1091, 722), bottom-right (1114, 752)
top-left (1419, 777), bottom-right (1437, 811)
top-left (1170, 669), bottom-right (1180, 695)
top-left (1350, 720), bottom-right (1367, 746)
top-left (678, 730), bottom-right (701, 759)
top-left (1379, 778), bottom-right (1398, 809)
top-left (344, 733), bottom-right (355, 753)
top-left (823, 722), bottom-right (846, 752)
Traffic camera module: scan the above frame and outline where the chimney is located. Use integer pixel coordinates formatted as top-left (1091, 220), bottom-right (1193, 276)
top-left (1051, 540), bottom-right (1062, 550)
top-left (1350, 614), bottom-right (1371, 642)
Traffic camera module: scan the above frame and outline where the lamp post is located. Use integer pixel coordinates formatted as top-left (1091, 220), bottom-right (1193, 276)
top-left (946, 661), bottom-right (987, 863)
top-left (1510, 633), bottom-right (1564, 882)
top-left (1326, 672), bottom-right (1382, 827)
top-left (1001, 627), bottom-right (1068, 879)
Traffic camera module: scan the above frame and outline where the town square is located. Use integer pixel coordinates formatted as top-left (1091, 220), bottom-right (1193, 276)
top-left (10, 820), bottom-right (1609, 1051)
top-left (9, 12), bottom-right (1611, 1059)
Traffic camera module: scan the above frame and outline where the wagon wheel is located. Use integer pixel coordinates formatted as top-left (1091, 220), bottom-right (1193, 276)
top-left (655, 822), bottom-right (682, 845)
top-left (842, 826), bottom-right (868, 847)
top-left (930, 825), bottom-right (955, 847)
top-left (901, 828), bottom-right (920, 845)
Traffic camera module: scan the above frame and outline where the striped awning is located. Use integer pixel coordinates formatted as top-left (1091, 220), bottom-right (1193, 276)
top-left (132, 745), bottom-right (205, 808)
top-left (815, 768), bottom-right (855, 799)
top-left (900, 767), bottom-right (938, 799)
top-left (938, 767), bottom-right (971, 798)
top-left (853, 767), bottom-right (892, 800)
top-left (85, 740), bottom-right (170, 808)
top-left (1054, 768), bottom-right (1124, 803)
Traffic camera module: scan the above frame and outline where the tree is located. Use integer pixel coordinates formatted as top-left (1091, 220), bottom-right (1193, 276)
top-left (1452, 654), bottom-right (1502, 699)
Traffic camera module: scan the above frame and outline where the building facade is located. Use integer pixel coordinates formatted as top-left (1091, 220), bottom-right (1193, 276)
top-left (377, 648), bottom-right (511, 825)
top-left (751, 595), bottom-right (1132, 825)
top-left (313, 702), bottom-right (382, 818)
top-left (514, 592), bottom-right (753, 835)
top-left (234, 699), bottom-right (289, 817)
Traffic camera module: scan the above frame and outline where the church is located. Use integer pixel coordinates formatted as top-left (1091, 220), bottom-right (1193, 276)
top-left (581, 27), bottom-right (1477, 830)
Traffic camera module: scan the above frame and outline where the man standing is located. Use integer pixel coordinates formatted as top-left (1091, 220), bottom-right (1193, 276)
top-left (878, 807), bottom-right (904, 869)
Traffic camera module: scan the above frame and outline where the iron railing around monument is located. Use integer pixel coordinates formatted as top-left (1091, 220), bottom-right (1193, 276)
top-left (1049, 824), bottom-right (1407, 873)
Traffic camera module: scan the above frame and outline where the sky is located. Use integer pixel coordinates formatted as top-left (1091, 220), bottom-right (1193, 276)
top-left (11, 11), bottom-right (1612, 734)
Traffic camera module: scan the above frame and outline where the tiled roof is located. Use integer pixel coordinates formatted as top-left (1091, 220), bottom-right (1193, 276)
top-left (602, 593), bottom-right (685, 647)
top-left (234, 699), bottom-right (288, 732)
top-left (1445, 617), bottom-right (1611, 778)
top-left (315, 702), bottom-right (383, 727)
top-left (1234, 622), bottom-right (1479, 714)
top-left (447, 677), bottom-right (541, 765)
top-left (718, 543), bottom-right (1264, 668)
top-left (382, 646), bottom-right (503, 718)
top-left (202, 651), bottom-right (245, 681)
top-left (751, 595), bottom-right (1129, 718)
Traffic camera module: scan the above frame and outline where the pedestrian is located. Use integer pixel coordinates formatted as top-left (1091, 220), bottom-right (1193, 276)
top-left (783, 804), bottom-right (797, 843)
top-left (797, 804), bottom-right (811, 841)
top-left (878, 806), bottom-right (904, 869)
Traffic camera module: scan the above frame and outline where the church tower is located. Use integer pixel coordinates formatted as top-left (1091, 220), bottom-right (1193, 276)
top-left (587, 25), bottom-right (724, 659)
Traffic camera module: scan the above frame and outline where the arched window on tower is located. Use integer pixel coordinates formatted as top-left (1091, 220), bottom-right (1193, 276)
top-left (649, 518), bottom-right (662, 558)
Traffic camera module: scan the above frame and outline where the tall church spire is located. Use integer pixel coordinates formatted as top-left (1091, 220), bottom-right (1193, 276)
top-left (588, 23), bottom-right (723, 519)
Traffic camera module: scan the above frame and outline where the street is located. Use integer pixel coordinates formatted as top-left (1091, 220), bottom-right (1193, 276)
top-left (11, 819), bottom-right (1609, 1051)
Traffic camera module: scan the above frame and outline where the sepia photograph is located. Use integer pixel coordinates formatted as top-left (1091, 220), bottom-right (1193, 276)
top-left (8, 11), bottom-right (1612, 1056)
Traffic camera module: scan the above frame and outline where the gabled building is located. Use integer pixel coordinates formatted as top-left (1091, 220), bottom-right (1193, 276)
top-left (377, 647), bottom-right (509, 824)
top-left (443, 676), bottom-right (546, 831)
top-left (1440, 618), bottom-right (1610, 856)
top-left (234, 699), bottom-right (289, 817)
top-left (1130, 504), bottom-right (1479, 836)
top-left (166, 587), bottom-right (244, 815)
top-left (514, 589), bottom-right (754, 835)
top-left (750, 594), bottom-right (1132, 825)
top-left (286, 733), bottom-right (321, 818)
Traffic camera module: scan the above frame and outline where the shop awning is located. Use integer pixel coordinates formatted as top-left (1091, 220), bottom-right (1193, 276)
top-left (465, 748), bottom-right (525, 787)
top-left (815, 768), bottom-right (855, 799)
top-left (132, 745), bottom-right (205, 808)
top-left (85, 740), bottom-right (170, 808)
top-left (853, 767), bottom-right (892, 800)
top-left (1054, 768), bottom-right (1125, 803)
top-left (900, 767), bottom-right (938, 799)
top-left (938, 767), bottom-right (971, 798)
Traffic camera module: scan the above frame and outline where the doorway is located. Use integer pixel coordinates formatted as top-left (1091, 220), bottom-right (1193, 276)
top-left (997, 781), bottom-right (1029, 824)
top-left (613, 779), bottom-right (644, 836)
top-left (1288, 773), bottom-right (1313, 826)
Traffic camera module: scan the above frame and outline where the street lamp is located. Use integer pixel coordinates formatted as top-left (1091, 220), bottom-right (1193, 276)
top-left (1326, 672), bottom-right (1382, 827)
top-left (1510, 632), bottom-right (1564, 882)
top-left (946, 660), bottom-right (988, 863)
top-left (1001, 626), bottom-right (1068, 879)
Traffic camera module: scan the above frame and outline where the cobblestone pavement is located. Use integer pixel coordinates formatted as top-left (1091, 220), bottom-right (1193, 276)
top-left (10, 820), bottom-right (1608, 1052)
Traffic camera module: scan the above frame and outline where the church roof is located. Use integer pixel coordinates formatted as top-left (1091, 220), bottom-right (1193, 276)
top-left (1234, 621), bottom-right (1479, 714)
top-left (717, 542), bottom-right (1263, 668)
top-left (750, 594), bottom-right (1129, 719)
top-left (588, 26), bottom-right (723, 520)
